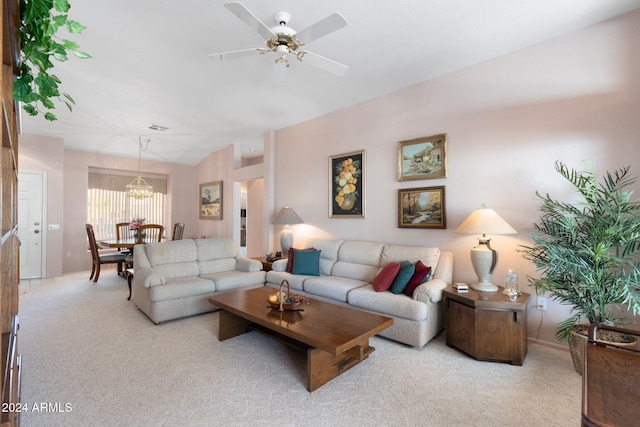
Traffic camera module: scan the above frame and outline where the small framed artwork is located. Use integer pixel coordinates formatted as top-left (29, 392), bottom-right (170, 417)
top-left (397, 133), bottom-right (447, 181)
top-left (199, 181), bottom-right (223, 220)
top-left (398, 186), bottom-right (446, 229)
top-left (329, 150), bottom-right (365, 218)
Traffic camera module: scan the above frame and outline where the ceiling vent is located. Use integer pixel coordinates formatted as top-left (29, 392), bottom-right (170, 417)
top-left (148, 123), bottom-right (168, 132)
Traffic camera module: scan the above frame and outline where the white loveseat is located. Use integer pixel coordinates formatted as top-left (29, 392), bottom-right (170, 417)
top-left (132, 238), bottom-right (265, 324)
top-left (265, 239), bottom-right (453, 347)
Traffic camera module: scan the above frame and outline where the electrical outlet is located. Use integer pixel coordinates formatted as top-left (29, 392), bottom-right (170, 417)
top-left (537, 297), bottom-right (547, 311)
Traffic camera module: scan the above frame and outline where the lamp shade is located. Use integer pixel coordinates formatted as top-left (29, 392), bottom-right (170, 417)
top-left (271, 206), bottom-right (304, 225)
top-left (455, 207), bottom-right (517, 235)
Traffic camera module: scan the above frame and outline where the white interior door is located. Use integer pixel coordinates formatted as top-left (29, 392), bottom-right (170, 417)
top-left (18, 172), bottom-right (44, 279)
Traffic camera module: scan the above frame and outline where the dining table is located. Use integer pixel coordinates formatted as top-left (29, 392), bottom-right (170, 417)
top-left (98, 238), bottom-right (140, 250)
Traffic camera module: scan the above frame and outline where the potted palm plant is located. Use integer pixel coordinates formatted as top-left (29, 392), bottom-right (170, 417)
top-left (519, 161), bottom-right (640, 373)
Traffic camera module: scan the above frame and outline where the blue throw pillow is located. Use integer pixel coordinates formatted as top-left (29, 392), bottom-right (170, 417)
top-left (291, 249), bottom-right (321, 276)
top-left (389, 261), bottom-right (415, 294)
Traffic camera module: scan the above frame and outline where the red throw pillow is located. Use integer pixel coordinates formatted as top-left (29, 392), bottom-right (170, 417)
top-left (403, 261), bottom-right (432, 297)
top-left (285, 250), bottom-right (296, 272)
top-left (373, 262), bottom-right (401, 292)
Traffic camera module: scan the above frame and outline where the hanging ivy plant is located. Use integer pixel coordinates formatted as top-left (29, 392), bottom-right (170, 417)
top-left (13, 0), bottom-right (91, 121)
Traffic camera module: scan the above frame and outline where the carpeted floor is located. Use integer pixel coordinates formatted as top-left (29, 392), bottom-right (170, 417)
top-left (17, 269), bottom-right (581, 426)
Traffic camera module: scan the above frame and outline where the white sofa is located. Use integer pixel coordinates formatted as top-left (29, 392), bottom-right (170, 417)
top-left (132, 238), bottom-right (265, 324)
top-left (266, 239), bottom-right (453, 347)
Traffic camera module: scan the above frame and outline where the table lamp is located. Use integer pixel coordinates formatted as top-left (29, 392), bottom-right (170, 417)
top-left (455, 205), bottom-right (517, 292)
top-left (271, 206), bottom-right (304, 257)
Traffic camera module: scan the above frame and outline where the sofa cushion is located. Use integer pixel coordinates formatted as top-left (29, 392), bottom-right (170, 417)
top-left (303, 276), bottom-right (369, 302)
top-left (306, 239), bottom-right (344, 275)
top-left (145, 240), bottom-right (200, 280)
top-left (338, 240), bottom-right (384, 266)
top-left (148, 276), bottom-right (216, 302)
top-left (266, 271), bottom-right (306, 291)
top-left (195, 238), bottom-right (238, 260)
top-left (331, 261), bottom-right (381, 283)
top-left (389, 261), bottom-right (415, 294)
top-left (348, 285), bottom-right (429, 321)
top-left (372, 262), bottom-right (400, 292)
top-left (146, 240), bottom-right (197, 265)
top-left (198, 258), bottom-right (237, 276)
top-left (291, 249), bottom-right (321, 276)
top-left (381, 244), bottom-right (441, 271)
top-left (200, 271), bottom-right (265, 292)
top-left (403, 261), bottom-right (432, 297)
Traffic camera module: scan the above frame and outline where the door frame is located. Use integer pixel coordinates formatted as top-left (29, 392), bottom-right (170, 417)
top-left (18, 170), bottom-right (48, 279)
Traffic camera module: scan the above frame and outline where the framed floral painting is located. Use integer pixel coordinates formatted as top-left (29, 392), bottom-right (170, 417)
top-left (199, 181), bottom-right (223, 220)
top-left (398, 186), bottom-right (446, 228)
top-left (329, 150), bottom-right (365, 218)
top-left (397, 133), bottom-right (447, 181)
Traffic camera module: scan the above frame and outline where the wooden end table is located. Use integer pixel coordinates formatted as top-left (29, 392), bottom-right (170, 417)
top-left (209, 287), bottom-right (393, 391)
top-left (251, 256), bottom-right (282, 272)
top-left (443, 286), bottom-right (530, 365)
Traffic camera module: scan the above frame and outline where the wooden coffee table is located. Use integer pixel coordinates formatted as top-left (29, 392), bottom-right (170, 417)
top-left (209, 287), bottom-right (393, 392)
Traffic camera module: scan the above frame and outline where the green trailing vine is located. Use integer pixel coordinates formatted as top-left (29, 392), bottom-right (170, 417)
top-left (13, 0), bottom-right (90, 121)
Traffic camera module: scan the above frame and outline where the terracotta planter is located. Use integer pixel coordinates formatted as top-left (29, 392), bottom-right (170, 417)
top-left (569, 325), bottom-right (637, 375)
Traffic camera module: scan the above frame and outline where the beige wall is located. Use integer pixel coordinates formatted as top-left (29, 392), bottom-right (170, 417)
top-left (270, 11), bottom-right (640, 347)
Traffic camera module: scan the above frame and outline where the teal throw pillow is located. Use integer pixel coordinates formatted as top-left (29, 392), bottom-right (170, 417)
top-left (291, 249), bottom-right (321, 276)
top-left (389, 261), bottom-right (415, 294)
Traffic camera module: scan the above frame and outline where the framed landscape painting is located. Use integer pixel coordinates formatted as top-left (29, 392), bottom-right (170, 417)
top-left (398, 186), bottom-right (446, 229)
top-left (397, 133), bottom-right (447, 181)
top-left (329, 150), bottom-right (365, 218)
top-left (200, 181), bottom-right (223, 220)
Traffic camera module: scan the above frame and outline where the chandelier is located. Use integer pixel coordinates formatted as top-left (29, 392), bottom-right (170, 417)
top-left (126, 137), bottom-right (153, 199)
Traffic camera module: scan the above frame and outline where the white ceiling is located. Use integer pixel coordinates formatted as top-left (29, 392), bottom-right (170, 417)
top-left (20, 0), bottom-right (640, 165)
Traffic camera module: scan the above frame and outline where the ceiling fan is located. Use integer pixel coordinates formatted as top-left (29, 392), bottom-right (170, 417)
top-left (208, 2), bottom-right (349, 79)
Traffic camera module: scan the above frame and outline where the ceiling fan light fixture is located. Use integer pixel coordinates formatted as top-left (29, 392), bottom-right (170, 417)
top-left (211, 2), bottom-right (349, 76)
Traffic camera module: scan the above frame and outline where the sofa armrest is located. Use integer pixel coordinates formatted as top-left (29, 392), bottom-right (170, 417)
top-left (271, 259), bottom-right (288, 272)
top-left (236, 257), bottom-right (262, 272)
top-left (135, 267), bottom-right (165, 288)
top-left (413, 278), bottom-right (447, 303)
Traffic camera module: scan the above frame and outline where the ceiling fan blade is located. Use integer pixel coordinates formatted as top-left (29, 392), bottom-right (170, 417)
top-left (298, 51), bottom-right (349, 76)
top-left (208, 48), bottom-right (265, 62)
top-left (295, 12), bottom-right (348, 45)
top-left (224, 2), bottom-right (275, 40)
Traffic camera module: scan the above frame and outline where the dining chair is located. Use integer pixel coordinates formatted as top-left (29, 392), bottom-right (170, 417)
top-left (136, 224), bottom-right (164, 243)
top-left (115, 222), bottom-right (133, 252)
top-left (172, 222), bottom-right (185, 240)
top-left (86, 224), bottom-right (127, 282)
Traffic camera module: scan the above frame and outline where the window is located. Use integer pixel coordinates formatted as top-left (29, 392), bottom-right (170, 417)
top-left (88, 168), bottom-right (167, 241)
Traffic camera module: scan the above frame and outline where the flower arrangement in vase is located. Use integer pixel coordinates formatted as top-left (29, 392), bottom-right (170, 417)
top-left (129, 218), bottom-right (146, 239)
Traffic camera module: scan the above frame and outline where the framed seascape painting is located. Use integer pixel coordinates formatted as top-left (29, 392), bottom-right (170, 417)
top-left (398, 186), bottom-right (446, 229)
top-left (199, 181), bottom-right (223, 220)
top-left (329, 150), bottom-right (365, 218)
top-left (397, 133), bottom-right (447, 181)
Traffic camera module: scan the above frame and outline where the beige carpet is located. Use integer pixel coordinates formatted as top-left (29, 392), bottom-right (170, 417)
top-left (17, 269), bottom-right (581, 427)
